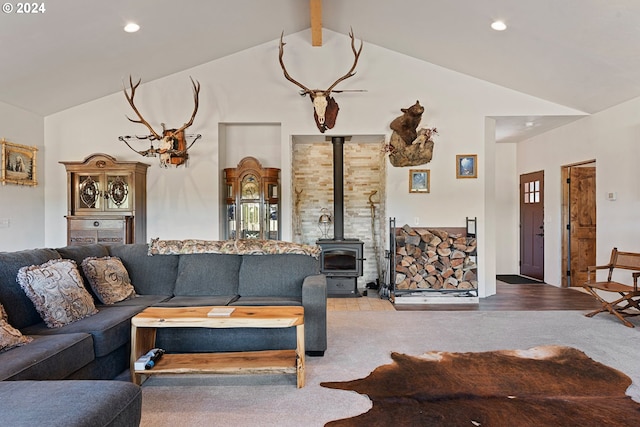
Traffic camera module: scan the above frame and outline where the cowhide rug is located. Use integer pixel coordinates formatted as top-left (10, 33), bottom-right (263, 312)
top-left (321, 345), bottom-right (640, 426)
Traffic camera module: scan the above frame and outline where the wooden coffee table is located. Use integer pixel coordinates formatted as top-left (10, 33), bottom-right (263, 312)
top-left (130, 305), bottom-right (305, 387)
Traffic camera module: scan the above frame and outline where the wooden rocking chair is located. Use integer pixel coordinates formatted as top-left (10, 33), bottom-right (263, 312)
top-left (583, 248), bottom-right (640, 328)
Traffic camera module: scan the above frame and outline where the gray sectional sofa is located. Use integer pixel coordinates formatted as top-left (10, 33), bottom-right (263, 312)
top-left (0, 241), bottom-right (327, 426)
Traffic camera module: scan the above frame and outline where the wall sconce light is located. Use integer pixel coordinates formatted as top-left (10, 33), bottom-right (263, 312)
top-left (318, 207), bottom-right (333, 239)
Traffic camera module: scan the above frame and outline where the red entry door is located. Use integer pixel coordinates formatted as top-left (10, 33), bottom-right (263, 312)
top-left (520, 171), bottom-right (544, 281)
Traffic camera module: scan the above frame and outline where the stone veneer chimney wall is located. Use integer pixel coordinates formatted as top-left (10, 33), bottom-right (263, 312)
top-left (292, 141), bottom-right (386, 287)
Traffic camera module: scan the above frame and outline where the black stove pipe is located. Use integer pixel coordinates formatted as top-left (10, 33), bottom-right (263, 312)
top-left (331, 136), bottom-right (345, 240)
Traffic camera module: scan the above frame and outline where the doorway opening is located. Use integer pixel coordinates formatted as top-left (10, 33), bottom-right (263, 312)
top-left (561, 161), bottom-right (596, 288)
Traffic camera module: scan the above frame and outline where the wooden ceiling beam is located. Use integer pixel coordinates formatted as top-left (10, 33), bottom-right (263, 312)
top-left (310, 0), bottom-right (322, 46)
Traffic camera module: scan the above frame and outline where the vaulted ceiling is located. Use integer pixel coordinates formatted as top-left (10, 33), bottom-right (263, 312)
top-left (2, 0), bottom-right (639, 142)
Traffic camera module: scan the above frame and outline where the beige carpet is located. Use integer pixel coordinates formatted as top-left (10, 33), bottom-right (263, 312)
top-left (139, 310), bottom-right (640, 427)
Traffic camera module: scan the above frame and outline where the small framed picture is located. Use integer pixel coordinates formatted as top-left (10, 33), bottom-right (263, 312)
top-left (1, 139), bottom-right (38, 186)
top-left (409, 169), bottom-right (430, 193)
top-left (456, 154), bottom-right (477, 179)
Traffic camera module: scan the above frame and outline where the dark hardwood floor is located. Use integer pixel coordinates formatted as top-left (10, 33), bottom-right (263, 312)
top-left (394, 282), bottom-right (603, 311)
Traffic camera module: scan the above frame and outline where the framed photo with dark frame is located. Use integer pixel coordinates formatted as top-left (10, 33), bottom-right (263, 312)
top-left (456, 154), bottom-right (477, 179)
top-left (409, 169), bottom-right (430, 193)
top-left (1, 139), bottom-right (38, 186)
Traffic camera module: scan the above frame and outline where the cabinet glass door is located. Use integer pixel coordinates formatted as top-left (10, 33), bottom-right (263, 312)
top-left (240, 174), bottom-right (260, 239)
top-left (227, 202), bottom-right (236, 239)
top-left (106, 174), bottom-right (131, 210)
top-left (241, 202), bottom-right (260, 239)
top-left (265, 183), bottom-right (279, 240)
top-left (77, 174), bottom-right (102, 210)
top-left (266, 203), bottom-right (278, 240)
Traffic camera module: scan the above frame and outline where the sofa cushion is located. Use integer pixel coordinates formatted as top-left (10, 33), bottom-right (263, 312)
top-left (0, 302), bottom-right (32, 352)
top-left (233, 239), bottom-right (321, 257)
top-left (81, 256), bottom-right (136, 304)
top-left (174, 253), bottom-right (242, 296)
top-left (231, 297), bottom-right (302, 306)
top-left (0, 248), bottom-right (61, 329)
top-left (17, 259), bottom-right (98, 328)
top-left (106, 294), bottom-right (171, 307)
top-left (54, 244), bottom-right (110, 287)
top-left (54, 243), bottom-right (110, 262)
top-left (0, 380), bottom-right (142, 427)
top-left (108, 243), bottom-right (178, 295)
top-left (0, 333), bottom-right (93, 381)
top-left (154, 295), bottom-right (239, 307)
top-left (22, 305), bottom-right (143, 358)
top-left (238, 254), bottom-right (320, 297)
top-left (66, 344), bottom-right (130, 380)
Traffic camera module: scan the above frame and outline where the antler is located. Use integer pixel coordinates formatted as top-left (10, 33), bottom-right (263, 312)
top-left (172, 77), bottom-right (200, 134)
top-left (279, 29), bottom-right (363, 96)
top-left (279, 32), bottom-right (313, 96)
top-left (326, 28), bottom-right (363, 93)
top-left (123, 76), bottom-right (162, 140)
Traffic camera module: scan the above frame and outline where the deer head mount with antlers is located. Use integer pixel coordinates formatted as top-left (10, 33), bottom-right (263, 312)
top-left (118, 76), bottom-right (201, 167)
top-left (279, 29), bottom-right (364, 133)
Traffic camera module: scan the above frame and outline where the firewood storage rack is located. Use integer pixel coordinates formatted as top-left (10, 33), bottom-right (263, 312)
top-left (383, 217), bottom-right (478, 304)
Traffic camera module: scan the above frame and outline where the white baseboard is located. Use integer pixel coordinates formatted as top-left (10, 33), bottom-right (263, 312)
top-left (393, 293), bottom-right (479, 305)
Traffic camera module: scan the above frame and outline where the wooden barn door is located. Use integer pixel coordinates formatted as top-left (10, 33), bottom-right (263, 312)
top-left (520, 171), bottom-right (545, 281)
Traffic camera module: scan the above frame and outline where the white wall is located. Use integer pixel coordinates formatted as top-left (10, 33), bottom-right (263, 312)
top-left (518, 96), bottom-right (640, 286)
top-left (0, 101), bottom-right (44, 251)
top-left (221, 123), bottom-right (281, 169)
top-left (42, 29), bottom-right (582, 296)
top-left (494, 142), bottom-right (519, 274)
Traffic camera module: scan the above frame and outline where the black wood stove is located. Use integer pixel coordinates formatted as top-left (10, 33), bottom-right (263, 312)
top-left (317, 136), bottom-right (364, 297)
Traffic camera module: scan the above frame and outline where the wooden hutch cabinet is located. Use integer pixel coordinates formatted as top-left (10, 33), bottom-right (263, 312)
top-left (60, 153), bottom-right (149, 246)
top-left (224, 156), bottom-right (280, 240)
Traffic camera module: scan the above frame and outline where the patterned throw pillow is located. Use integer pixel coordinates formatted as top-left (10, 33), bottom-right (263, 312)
top-left (0, 302), bottom-right (32, 352)
top-left (17, 259), bottom-right (97, 328)
top-left (81, 256), bottom-right (136, 305)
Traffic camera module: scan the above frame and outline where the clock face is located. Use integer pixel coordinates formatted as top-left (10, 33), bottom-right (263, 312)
top-left (241, 175), bottom-right (259, 200)
top-left (79, 176), bottom-right (99, 208)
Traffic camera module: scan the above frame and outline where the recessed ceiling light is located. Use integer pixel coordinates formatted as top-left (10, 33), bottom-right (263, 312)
top-left (124, 22), bottom-right (140, 33)
top-left (491, 20), bottom-right (507, 31)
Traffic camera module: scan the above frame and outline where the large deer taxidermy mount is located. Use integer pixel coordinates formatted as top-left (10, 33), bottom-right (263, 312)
top-left (279, 29), bottom-right (364, 133)
top-left (119, 76), bottom-right (201, 167)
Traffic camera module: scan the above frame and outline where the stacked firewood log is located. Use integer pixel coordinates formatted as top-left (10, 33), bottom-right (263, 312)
top-left (395, 224), bottom-right (477, 291)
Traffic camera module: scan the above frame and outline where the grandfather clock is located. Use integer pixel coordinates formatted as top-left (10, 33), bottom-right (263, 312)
top-left (60, 153), bottom-right (149, 246)
top-left (224, 157), bottom-right (280, 240)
